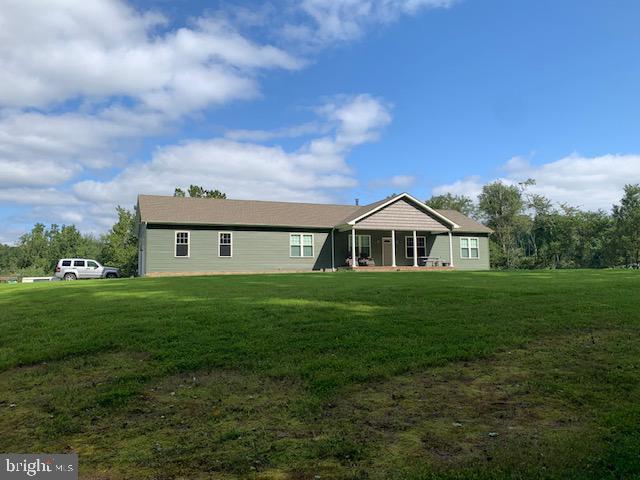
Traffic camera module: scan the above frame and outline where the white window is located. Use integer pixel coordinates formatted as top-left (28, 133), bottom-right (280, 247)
top-left (348, 235), bottom-right (372, 258)
top-left (175, 231), bottom-right (189, 257)
top-left (460, 237), bottom-right (479, 259)
top-left (405, 236), bottom-right (426, 258)
top-left (290, 233), bottom-right (314, 257)
top-left (219, 232), bottom-right (232, 257)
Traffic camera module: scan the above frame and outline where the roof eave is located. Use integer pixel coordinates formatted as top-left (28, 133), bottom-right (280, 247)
top-left (142, 220), bottom-right (334, 229)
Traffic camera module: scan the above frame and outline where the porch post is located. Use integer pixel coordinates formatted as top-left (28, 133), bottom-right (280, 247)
top-left (331, 228), bottom-right (335, 271)
top-left (351, 225), bottom-right (357, 268)
top-left (413, 230), bottom-right (418, 267)
top-left (448, 230), bottom-right (455, 267)
top-left (391, 229), bottom-right (397, 267)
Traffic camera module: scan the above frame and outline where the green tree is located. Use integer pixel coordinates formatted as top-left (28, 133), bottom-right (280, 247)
top-left (174, 185), bottom-right (227, 199)
top-left (0, 244), bottom-right (20, 275)
top-left (16, 223), bottom-right (50, 274)
top-left (99, 206), bottom-right (138, 277)
top-left (47, 225), bottom-right (100, 270)
top-left (478, 181), bottom-right (525, 269)
top-left (425, 193), bottom-right (476, 217)
top-left (612, 184), bottom-right (640, 266)
top-left (11, 223), bottom-right (101, 275)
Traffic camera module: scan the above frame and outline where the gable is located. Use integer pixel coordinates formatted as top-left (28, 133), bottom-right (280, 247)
top-left (355, 199), bottom-right (450, 231)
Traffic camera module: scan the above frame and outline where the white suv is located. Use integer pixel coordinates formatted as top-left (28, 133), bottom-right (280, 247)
top-left (54, 259), bottom-right (119, 280)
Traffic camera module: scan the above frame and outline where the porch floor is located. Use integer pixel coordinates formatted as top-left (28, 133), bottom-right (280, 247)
top-left (337, 265), bottom-right (455, 272)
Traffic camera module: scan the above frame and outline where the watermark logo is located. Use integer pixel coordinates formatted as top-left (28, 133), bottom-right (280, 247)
top-left (1, 455), bottom-right (77, 479)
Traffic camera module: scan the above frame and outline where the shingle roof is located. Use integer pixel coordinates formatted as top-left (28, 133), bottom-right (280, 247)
top-left (339, 197), bottom-right (394, 224)
top-left (434, 209), bottom-right (493, 233)
top-left (138, 195), bottom-right (360, 228)
top-left (137, 194), bottom-right (492, 233)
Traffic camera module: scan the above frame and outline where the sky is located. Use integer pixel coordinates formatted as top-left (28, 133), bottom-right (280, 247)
top-left (1, 0), bottom-right (640, 243)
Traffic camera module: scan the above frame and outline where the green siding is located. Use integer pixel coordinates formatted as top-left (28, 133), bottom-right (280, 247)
top-left (144, 226), bottom-right (333, 274)
top-left (142, 225), bottom-right (490, 274)
top-left (449, 233), bottom-right (490, 270)
top-left (425, 233), bottom-right (490, 270)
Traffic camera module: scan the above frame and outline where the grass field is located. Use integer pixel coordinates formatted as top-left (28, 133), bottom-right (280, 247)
top-left (1, 270), bottom-right (639, 479)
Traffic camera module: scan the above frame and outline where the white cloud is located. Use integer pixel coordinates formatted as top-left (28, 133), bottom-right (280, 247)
top-left (0, 0), bottom-right (306, 204)
top-left (368, 174), bottom-right (416, 190)
top-left (0, 188), bottom-right (82, 207)
top-left (432, 155), bottom-right (640, 211)
top-left (225, 122), bottom-right (331, 142)
top-left (0, 0), bottom-right (304, 194)
top-left (432, 175), bottom-right (484, 199)
top-left (71, 95), bottom-right (391, 230)
top-left (389, 175), bottom-right (417, 188)
top-left (0, 108), bottom-right (168, 188)
top-left (0, 0), bottom-right (455, 241)
top-left (502, 154), bottom-right (640, 210)
top-left (0, 0), bottom-right (300, 113)
top-left (283, 0), bottom-right (457, 46)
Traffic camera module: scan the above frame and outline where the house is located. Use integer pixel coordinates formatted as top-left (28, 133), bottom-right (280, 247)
top-left (135, 192), bottom-right (492, 276)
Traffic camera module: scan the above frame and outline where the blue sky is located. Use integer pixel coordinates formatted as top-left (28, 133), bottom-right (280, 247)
top-left (1, 0), bottom-right (639, 242)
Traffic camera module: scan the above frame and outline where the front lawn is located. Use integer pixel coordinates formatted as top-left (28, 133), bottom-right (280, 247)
top-left (0, 271), bottom-right (638, 479)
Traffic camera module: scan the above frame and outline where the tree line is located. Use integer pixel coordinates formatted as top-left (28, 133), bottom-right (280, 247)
top-left (0, 207), bottom-right (138, 277)
top-left (426, 181), bottom-right (640, 269)
top-left (1, 182), bottom-right (639, 276)
top-left (0, 185), bottom-right (223, 277)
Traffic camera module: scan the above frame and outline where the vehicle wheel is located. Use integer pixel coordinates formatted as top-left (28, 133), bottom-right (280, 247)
top-left (105, 272), bottom-right (118, 279)
top-left (63, 273), bottom-right (77, 281)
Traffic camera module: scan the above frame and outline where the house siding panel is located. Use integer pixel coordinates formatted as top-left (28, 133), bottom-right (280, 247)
top-left (144, 226), bottom-right (333, 274)
top-left (425, 234), bottom-right (490, 270)
top-left (451, 233), bottom-right (490, 270)
top-left (355, 199), bottom-right (449, 231)
top-left (422, 233), bottom-right (490, 270)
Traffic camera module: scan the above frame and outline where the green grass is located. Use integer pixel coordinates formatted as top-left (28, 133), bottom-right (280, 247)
top-left (0, 270), bottom-right (639, 479)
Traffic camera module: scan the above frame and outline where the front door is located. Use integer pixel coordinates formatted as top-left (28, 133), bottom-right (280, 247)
top-left (382, 237), bottom-right (393, 266)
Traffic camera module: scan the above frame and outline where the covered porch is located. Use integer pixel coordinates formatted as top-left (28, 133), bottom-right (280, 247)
top-left (332, 228), bottom-right (456, 269)
top-left (329, 193), bottom-right (461, 271)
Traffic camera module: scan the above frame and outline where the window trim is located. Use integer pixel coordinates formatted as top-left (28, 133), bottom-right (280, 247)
top-left (289, 233), bottom-right (314, 258)
top-left (460, 237), bottom-right (480, 260)
top-left (218, 231), bottom-right (233, 258)
top-left (348, 234), bottom-right (372, 258)
top-left (174, 230), bottom-right (190, 258)
top-left (405, 236), bottom-right (427, 259)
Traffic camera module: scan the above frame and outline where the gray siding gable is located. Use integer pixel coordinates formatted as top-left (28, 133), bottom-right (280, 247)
top-left (355, 199), bottom-right (450, 231)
